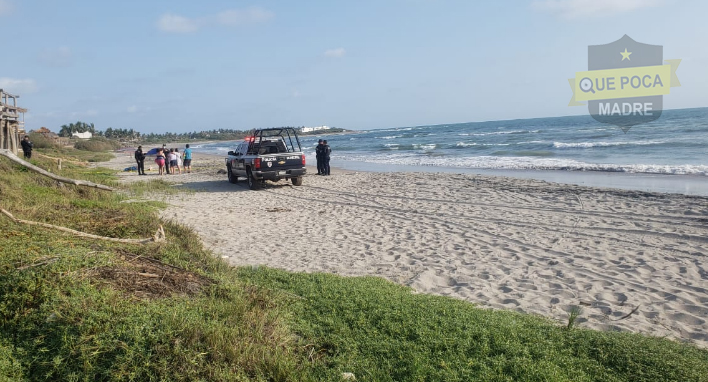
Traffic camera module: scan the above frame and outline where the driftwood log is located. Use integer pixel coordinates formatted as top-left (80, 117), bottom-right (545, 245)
top-left (1, 208), bottom-right (165, 244)
top-left (0, 149), bottom-right (114, 191)
top-left (34, 152), bottom-right (88, 166)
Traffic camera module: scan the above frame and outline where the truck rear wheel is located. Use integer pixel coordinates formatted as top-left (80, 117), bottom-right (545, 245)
top-left (247, 168), bottom-right (261, 190)
top-left (291, 176), bottom-right (303, 186)
top-left (227, 166), bottom-right (238, 184)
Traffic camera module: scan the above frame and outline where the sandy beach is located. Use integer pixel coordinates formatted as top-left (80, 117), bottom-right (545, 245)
top-left (108, 152), bottom-right (708, 348)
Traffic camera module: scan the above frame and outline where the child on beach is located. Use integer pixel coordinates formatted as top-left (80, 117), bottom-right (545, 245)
top-left (155, 149), bottom-right (166, 175)
top-left (167, 149), bottom-right (176, 174)
top-left (174, 148), bottom-right (182, 175)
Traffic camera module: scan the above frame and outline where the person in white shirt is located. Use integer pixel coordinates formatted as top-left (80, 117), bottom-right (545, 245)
top-left (173, 148), bottom-right (182, 175)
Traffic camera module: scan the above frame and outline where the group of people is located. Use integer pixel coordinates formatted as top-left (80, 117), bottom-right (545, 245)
top-left (315, 139), bottom-right (331, 176)
top-left (134, 144), bottom-right (193, 176)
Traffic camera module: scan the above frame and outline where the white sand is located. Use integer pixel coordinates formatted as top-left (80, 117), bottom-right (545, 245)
top-left (108, 152), bottom-right (708, 347)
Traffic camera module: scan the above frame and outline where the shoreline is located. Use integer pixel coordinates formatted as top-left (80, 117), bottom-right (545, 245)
top-left (331, 160), bottom-right (708, 197)
top-left (185, 149), bottom-right (708, 197)
top-left (177, 141), bottom-right (708, 197)
top-left (106, 152), bottom-right (708, 348)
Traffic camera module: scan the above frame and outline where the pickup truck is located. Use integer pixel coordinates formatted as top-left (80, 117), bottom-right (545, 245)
top-left (225, 127), bottom-right (307, 190)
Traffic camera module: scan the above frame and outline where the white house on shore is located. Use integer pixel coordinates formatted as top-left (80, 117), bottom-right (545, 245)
top-left (300, 125), bottom-right (330, 133)
top-left (72, 132), bottom-right (93, 139)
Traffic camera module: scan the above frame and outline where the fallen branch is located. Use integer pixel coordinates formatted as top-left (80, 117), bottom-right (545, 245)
top-left (33, 152), bottom-right (88, 166)
top-left (1, 208), bottom-right (165, 244)
top-left (0, 149), bottom-right (114, 191)
top-left (612, 305), bottom-right (641, 321)
top-left (137, 272), bottom-right (161, 278)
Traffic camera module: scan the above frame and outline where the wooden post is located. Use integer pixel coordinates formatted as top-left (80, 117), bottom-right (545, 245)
top-left (0, 90), bottom-right (4, 149)
top-left (11, 123), bottom-right (15, 154)
top-left (10, 123), bottom-right (16, 154)
top-left (1, 90), bottom-right (6, 150)
top-left (2, 121), bottom-right (7, 151)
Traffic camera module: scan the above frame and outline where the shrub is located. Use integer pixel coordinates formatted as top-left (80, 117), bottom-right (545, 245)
top-left (28, 132), bottom-right (62, 149)
top-left (74, 137), bottom-right (121, 152)
top-left (0, 343), bottom-right (24, 381)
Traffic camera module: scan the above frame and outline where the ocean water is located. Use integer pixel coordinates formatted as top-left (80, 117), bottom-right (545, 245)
top-left (192, 107), bottom-right (708, 194)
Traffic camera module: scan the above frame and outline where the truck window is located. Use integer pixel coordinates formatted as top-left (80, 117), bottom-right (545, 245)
top-left (236, 142), bottom-right (248, 155)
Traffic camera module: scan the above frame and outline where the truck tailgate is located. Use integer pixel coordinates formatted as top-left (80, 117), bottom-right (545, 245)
top-left (260, 154), bottom-right (304, 170)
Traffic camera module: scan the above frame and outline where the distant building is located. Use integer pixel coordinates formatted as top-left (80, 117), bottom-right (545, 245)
top-left (72, 131), bottom-right (93, 139)
top-left (300, 125), bottom-right (331, 133)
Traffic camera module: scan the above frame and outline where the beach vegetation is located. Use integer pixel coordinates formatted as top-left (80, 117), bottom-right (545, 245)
top-left (35, 145), bottom-right (115, 163)
top-left (27, 131), bottom-right (63, 149)
top-left (74, 136), bottom-right (122, 152)
top-left (566, 305), bottom-right (583, 330)
top-left (0, 151), bottom-right (707, 381)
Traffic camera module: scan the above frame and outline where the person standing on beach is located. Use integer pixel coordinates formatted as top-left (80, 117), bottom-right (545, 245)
top-left (315, 139), bottom-right (324, 175)
top-left (174, 148), bottom-right (183, 175)
top-left (183, 144), bottom-right (193, 173)
top-left (134, 146), bottom-right (146, 175)
top-left (322, 140), bottom-right (331, 176)
top-left (167, 149), bottom-right (177, 174)
top-left (155, 149), bottom-right (166, 175)
top-left (21, 136), bottom-right (33, 160)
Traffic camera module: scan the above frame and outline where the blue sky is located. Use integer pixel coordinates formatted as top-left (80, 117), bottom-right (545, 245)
top-left (1, 0), bottom-right (706, 133)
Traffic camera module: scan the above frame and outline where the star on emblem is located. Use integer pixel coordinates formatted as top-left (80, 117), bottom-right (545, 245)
top-left (620, 48), bottom-right (632, 61)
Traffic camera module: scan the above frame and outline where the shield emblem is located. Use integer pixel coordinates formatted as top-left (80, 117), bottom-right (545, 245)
top-left (587, 35), bottom-right (663, 132)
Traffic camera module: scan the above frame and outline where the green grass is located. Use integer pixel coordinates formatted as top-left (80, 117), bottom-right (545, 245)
top-left (1, 150), bottom-right (707, 381)
top-left (0, 153), bottom-right (306, 381)
top-left (36, 146), bottom-right (115, 163)
top-left (237, 269), bottom-right (708, 382)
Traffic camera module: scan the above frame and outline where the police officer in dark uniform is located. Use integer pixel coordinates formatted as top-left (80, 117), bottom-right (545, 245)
top-left (322, 140), bottom-right (331, 176)
top-left (315, 139), bottom-right (324, 175)
top-left (134, 145), bottom-right (146, 175)
top-left (20, 135), bottom-right (33, 159)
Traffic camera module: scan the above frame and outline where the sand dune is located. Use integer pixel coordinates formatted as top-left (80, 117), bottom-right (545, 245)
top-left (109, 154), bottom-right (708, 348)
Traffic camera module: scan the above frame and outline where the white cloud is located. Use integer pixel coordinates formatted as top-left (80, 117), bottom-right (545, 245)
top-left (532, 0), bottom-right (664, 19)
top-left (216, 7), bottom-right (273, 26)
top-left (0, 78), bottom-right (38, 94)
top-left (127, 105), bottom-right (138, 113)
top-left (156, 13), bottom-right (199, 33)
top-left (38, 46), bottom-right (73, 67)
top-left (0, 0), bottom-right (13, 16)
top-left (324, 48), bottom-right (346, 58)
top-left (157, 7), bottom-right (273, 33)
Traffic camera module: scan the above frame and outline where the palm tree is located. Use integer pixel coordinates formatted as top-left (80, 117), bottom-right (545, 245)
top-left (59, 124), bottom-right (72, 137)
